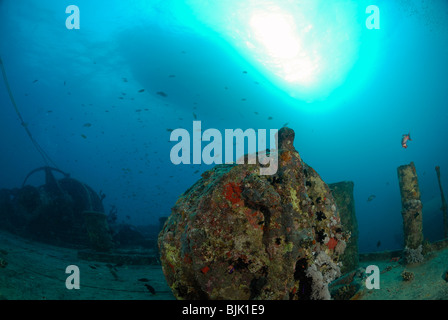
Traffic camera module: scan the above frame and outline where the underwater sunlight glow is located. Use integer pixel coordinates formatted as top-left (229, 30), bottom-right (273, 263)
top-left (183, 0), bottom-right (362, 104)
top-left (248, 9), bottom-right (318, 86)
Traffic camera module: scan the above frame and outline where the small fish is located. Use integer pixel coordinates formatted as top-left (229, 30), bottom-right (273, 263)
top-left (32, 79), bottom-right (38, 83)
top-left (144, 284), bottom-right (156, 295)
top-left (376, 241), bottom-right (381, 248)
top-left (138, 278), bottom-right (149, 282)
top-left (282, 122), bottom-right (289, 127)
top-left (138, 89), bottom-right (145, 93)
top-left (83, 123), bottom-right (92, 127)
top-left (390, 257), bottom-right (400, 262)
top-left (81, 134), bottom-right (87, 139)
top-left (156, 91), bottom-right (167, 97)
top-left (63, 81), bottom-right (66, 86)
top-left (169, 74), bottom-right (176, 78)
top-left (193, 112), bottom-right (197, 120)
top-left (122, 77), bottom-right (128, 82)
top-left (401, 132), bottom-right (411, 149)
top-left (166, 128), bottom-right (174, 132)
top-left (367, 194), bottom-right (376, 202)
top-left (268, 116), bottom-right (273, 120)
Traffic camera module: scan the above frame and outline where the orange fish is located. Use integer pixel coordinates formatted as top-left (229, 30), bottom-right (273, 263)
top-left (401, 132), bottom-right (411, 149)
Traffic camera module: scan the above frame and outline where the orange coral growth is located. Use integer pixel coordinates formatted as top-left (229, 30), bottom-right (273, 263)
top-left (327, 237), bottom-right (338, 250)
top-left (281, 151), bottom-right (292, 162)
top-left (201, 266), bottom-right (210, 274)
top-left (224, 182), bottom-right (242, 204)
top-left (244, 209), bottom-right (262, 229)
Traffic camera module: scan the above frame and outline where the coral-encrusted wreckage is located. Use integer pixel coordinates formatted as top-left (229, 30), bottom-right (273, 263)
top-left (397, 162), bottom-right (424, 264)
top-left (158, 127), bottom-right (350, 300)
top-left (329, 181), bottom-right (358, 274)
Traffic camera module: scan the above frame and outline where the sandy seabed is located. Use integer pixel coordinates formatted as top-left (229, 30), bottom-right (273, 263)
top-left (0, 230), bottom-right (175, 300)
top-left (1, 229), bottom-right (447, 300)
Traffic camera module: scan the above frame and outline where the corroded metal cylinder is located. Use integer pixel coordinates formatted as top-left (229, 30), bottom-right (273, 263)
top-left (435, 166), bottom-right (448, 239)
top-left (329, 181), bottom-right (358, 274)
top-left (397, 162), bottom-right (423, 249)
top-left (158, 127), bottom-right (349, 300)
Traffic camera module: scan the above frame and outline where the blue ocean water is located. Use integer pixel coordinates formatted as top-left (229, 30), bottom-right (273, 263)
top-left (0, 0), bottom-right (447, 254)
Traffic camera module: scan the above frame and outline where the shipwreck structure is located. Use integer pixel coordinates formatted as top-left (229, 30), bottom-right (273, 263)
top-left (435, 166), bottom-right (448, 239)
top-left (397, 162), bottom-right (424, 263)
top-left (158, 127), bottom-right (349, 300)
top-left (329, 181), bottom-right (359, 274)
top-left (0, 166), bottom-right (111, 251)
